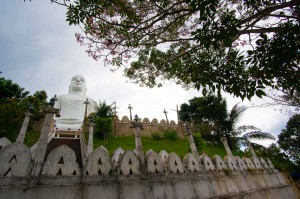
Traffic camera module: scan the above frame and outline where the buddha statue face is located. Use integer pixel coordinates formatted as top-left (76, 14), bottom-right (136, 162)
top-left (69, 75), bottom-right (87, 94)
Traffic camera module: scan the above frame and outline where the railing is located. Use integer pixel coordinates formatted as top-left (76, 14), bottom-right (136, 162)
top-left (55, 130), bottom-right (81, 138)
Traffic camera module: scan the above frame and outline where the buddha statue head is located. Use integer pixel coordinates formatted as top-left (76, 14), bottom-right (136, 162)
top-left (68, 75), bottom-right (87, 95)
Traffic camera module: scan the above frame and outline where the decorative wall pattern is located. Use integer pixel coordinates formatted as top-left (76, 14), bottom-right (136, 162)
top-left (42, 144), bottom-right (80, 176)
top-left (145, 151), bottom-right (164, 173)
top-left (0, 142), bottom-right (32, 177)
top-left (0, 137), bottom-right (12, 149)
top-left (0, 140), bottom-right (279, 178)
top-left (83, 146), bottom-right (112, 175)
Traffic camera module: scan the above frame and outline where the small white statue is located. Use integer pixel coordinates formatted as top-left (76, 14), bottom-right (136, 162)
top-left (54, 75), bottom-right (97, 131)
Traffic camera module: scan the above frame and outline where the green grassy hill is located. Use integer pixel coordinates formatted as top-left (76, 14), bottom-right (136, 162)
top-left (93, 135), bottom-right (248, 158)
top-left (22, 131), bottom-right (294, 171)
top-left (23, 130), bottom-right (248, 159)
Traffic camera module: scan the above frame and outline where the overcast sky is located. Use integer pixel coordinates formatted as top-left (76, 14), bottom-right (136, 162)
top-left (0, 1), bottom-right (290, 146)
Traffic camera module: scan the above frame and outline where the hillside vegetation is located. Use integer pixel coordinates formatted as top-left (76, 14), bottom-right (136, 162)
top-left (93, 135), bottom-right (247, 158)
top-left (24, 130), bottom-right (246, 158)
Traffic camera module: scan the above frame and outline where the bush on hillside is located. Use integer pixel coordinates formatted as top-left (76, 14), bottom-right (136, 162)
top-left (193, 133), bottom-right (207, 151)
top-left (151, 132), bottom-right (163, 141)
top-left (163, 131), bottom-right (178, 141)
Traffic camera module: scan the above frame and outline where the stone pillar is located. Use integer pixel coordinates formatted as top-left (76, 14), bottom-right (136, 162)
top-left (16, 111), bottom-right (32, 143)
top-left (83, 98), bottom-right (90, 119)
top-left (188, 134), bottom-right (198, 156)
top-left (247, 141), bottom-right (258, 159)
top-left (128, 104), bottom-right (133, 122)
top-left (135, 125), bottom-right (144, 163)
top-left (86, 122), bottom-right (94, 156)
top-left (31, 107), bottom-right (60, 176)
top-left (132, 115), bottom-right (144, 163)
top-left (163, 108), bottom-right (169, 124)
top-left (221, 137), bottom-right (233, 157)
top-left (184, 123), bottom-right (199, 156)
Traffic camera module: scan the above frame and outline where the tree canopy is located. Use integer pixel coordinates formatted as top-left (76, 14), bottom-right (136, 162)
top-left (0, 76), bottom-right (48, 141)
top-left (93, 101), bottom-right (114, 139)
top-left (248, 143), bottom-right (297, 172)
top-left (0, 77), bottom-right (29, 100)
top-left (53, 0), bottom-right (300, 99)
top-left (278, 114), bottom-right (300, 166)
top-left (179, 94), bottom-right (227, 135)
top-left (179, 94), bottom-right (275, 149)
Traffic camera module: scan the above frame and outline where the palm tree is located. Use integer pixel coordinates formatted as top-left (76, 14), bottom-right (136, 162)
top-left (221, 103), bottom-right (275, 154)
top-left (236, 127), bottom-right (275, 158)
top-left (221, 103), bottom-right (247, 150)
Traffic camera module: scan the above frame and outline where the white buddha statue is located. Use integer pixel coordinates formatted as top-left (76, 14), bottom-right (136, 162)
top-left (54, 75), bottom-right (97, 131)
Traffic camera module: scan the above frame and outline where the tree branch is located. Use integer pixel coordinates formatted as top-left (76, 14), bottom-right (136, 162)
top-left (240, 0), bottom-right (300, 24)
top-left (239, 26), bottom-right (300, 34)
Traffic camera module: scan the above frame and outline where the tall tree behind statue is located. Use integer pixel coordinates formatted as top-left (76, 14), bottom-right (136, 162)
top-left (93, 101), bottom-right (114, 140)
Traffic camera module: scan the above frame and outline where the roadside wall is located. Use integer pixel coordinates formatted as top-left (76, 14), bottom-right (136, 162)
top-left (0, 140), bottom-right (299, 199)
top-left (0, 171), bottom-right (298, 199)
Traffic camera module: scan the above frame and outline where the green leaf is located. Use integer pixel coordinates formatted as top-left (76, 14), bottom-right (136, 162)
top-left (256, 90), bottom-right (266, 98)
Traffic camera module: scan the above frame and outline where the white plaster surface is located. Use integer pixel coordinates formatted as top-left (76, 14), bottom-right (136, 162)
top-left (83, 145), bottom-right (112, 175)
top-left (112, 147), bottom-right (125, 166)
top-left (243, 157), bottom-right (256, 170)
top-left (183, 153), bottom-right (201, 172)
top-left (159, 150), bottom-right (169, 163)
top-left (0, 142), bottom-right (32, 176)
top-left (260, 157), bottom-right (270, 170)
top-left (224, 155), bottom-right (238, 171)
top-left (42, 144), bottom-right (80, 176)
top-left (0, 171), bottom-right (298, 199)
top-left (117, 151), bottom-right (140, 175)
top-left (252, 157), bottom-right (263, 169)
top-left (236, 156), bottom-right (247, 171)
top-left (146, 151), bottom-right (164, 173)
top-left (213, 155), bottom-right (227, 171)
top-left (0, 137), bottom-right (12, 149)
top-left (200, 154), bottom-right (215, 171)
top-left (165, 152), bottom-right (184, 173)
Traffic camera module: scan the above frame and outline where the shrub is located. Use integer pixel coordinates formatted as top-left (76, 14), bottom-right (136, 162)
top-left (163, 131), bottom-right (178, 141)
top-left (193, 133), bottom-right (207, 151)
top-left (151, 132), bottom-right (163, 141)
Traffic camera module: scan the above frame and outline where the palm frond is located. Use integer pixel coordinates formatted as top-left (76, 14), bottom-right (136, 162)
top-left (236, 137), bottom-right (248, 147)
top-left (237, 125), bottom-right (261, 132)
top-left (228, 103), bottom-right (247, 124)
top-left (243, 132), bottom-right (275, 140)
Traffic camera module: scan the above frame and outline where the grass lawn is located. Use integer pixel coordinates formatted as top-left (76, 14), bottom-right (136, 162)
top-left (93, 135), bottom-right (247, 158)
top-left (22, 130), bottom-right (248, 159)
top-left (24, 130), bottom-right (41, 147)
